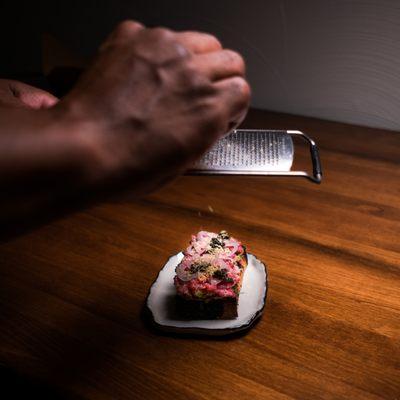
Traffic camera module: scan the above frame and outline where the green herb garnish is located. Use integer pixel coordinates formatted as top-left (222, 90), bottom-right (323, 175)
top-left (232, 284), bottom-right (239, 296)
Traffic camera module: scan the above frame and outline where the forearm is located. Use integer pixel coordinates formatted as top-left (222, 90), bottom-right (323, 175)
top-left (0, 106), bottom-right (99, 228)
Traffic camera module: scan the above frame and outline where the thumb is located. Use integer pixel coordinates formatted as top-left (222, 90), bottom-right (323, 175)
top-left (7, 80), bottom-right (59, 109)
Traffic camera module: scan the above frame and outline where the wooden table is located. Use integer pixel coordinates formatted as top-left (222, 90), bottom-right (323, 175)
top-left (0, 110), bottom-right (399, 399)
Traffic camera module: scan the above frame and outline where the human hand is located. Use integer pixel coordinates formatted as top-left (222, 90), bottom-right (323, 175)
top-left (59, 20), bottom-right (250, 194)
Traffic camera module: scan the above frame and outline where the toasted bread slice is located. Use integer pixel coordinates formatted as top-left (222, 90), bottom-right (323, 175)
top-left (174, 231), bottom-right (248, 319)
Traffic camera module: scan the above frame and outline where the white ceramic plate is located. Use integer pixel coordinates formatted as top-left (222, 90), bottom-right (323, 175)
top-left (146, 253), bottom-right (268, 335)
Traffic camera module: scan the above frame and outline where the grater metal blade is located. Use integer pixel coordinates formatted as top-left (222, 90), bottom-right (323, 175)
top-left (187, 129), bottom-right (322, 183)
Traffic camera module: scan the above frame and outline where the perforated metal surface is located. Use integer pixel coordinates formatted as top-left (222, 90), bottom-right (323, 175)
top-left (192, 130), bottom-right (294, 173)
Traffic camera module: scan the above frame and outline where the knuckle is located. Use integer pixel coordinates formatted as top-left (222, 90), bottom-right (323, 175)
top-left (134, 27), bottom-right (187, 65)
top-left (232, 77), bottom-right (251, 103)
top-left (114, 20), bottom-right (143, 38)
top-left (202, 33), bottom-right (222, 49)
top-left (148, 27), bottom-right (174, 41)
top-left (171, 42), bottom-right (190, 60)
top-left (224, 50), bottom-right (245, 72)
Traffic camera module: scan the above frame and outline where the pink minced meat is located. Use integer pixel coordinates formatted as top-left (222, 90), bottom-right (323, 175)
top-left (174, 231), bottom-right (247, 300)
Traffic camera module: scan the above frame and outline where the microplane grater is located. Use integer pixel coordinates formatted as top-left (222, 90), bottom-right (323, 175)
top-left (187, 129), bottom-right (322, 183)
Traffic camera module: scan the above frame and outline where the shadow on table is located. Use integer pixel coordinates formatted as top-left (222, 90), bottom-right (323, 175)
top-left (141, 295), bottom-right (262, 341)
top-left (0, 366), bottom-right (72, 400)
top-left (0, 273), bottom-right (133, 398)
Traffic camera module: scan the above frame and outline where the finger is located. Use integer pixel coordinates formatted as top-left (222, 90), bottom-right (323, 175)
top-left (101, 20), bottom-right (144, 50)
top-left (37, 92), bottom-right (59, 109)
top-left (214, 76), bottom-right (251, 123)
top-left (19, 91), bottom-right (58, 109)
top-left (193, 49), bottom-right (245, 81)
top-left (175, 31), bottom-right (222, 54)
top-left (111, 20), bottom-right (144, 39)
top-left (9, 81), bottom-right (59, 109)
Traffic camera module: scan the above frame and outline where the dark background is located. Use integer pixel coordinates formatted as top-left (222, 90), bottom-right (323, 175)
top-left (2, 0), bottom-right (400, 131)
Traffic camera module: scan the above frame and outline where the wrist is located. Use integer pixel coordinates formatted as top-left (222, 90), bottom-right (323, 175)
top-left (53, 96), bottom-right (152, 196)
top-left (50, 100), bottom-right (117, 189)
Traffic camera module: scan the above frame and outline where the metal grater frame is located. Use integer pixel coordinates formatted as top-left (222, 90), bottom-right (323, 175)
top-left (187, 129), bottom-right (322, 183)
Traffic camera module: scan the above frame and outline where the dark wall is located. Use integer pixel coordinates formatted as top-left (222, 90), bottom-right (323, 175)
top-left (2, 1), bottom-right (400, 131)
top-left (0, 1), bottom-right (144, 77)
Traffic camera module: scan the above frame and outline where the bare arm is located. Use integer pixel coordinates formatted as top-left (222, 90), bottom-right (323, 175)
top-left (0, 21), bottom-right (250, 231)
top-left (0, 106), bottom-right (95, 227)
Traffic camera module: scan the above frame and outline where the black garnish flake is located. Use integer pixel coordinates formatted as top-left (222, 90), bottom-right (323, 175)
top-left (218, 230), bottom-right (230, 240)
top-left (213, 268), bottom-right (233, 283)
top-left (190, 262), bottom-right (210, 273)
top-left (210, 237), bottom-right (224, 249)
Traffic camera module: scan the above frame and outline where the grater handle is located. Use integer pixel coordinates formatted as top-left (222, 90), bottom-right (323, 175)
top-left (311, 141), bottom-right (322, 182)
top-left (287, 130), bottom-right (322, 183)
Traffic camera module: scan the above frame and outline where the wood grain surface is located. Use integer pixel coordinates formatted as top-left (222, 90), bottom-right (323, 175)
top-left (0, 109), bottom-right (399, 399)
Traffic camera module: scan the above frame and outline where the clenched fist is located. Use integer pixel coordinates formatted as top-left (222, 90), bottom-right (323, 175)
top-left (60, 20), bottom-right (250, 192)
